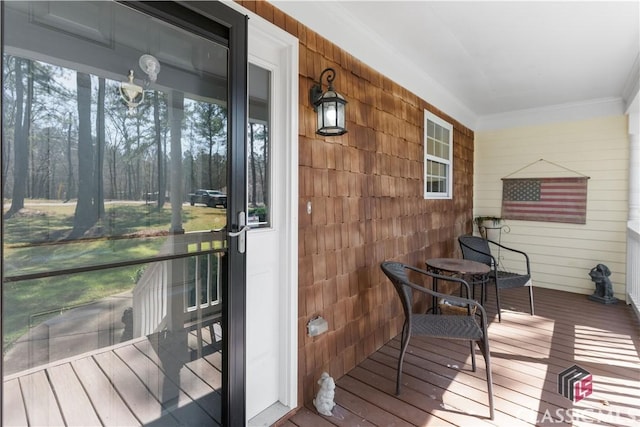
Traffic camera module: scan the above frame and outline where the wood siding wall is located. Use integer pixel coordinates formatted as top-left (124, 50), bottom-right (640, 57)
top-left (237, 1), bottom-right (475, 406)
top-left (475, 116), bottom-right (629, 298)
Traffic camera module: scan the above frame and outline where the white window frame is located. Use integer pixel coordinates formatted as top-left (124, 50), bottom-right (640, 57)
top-left (424, 110), bottom-right (453, 199)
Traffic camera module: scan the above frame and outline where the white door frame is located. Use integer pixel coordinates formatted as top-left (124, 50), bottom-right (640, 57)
top-left (224, 2), bottom-right (299, 424)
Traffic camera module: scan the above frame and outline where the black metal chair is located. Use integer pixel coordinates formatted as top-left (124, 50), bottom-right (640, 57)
top-left (458, 235), bottom-right (534, 322)
top-left (380, 261), bottom-right (494, 420)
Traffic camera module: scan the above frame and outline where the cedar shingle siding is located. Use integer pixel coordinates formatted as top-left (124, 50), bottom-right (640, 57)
top-left (239, 0), bottom-right (475, 406)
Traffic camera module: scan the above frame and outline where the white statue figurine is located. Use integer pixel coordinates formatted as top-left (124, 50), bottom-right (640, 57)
top-left (313, 372), bottom-right (336, 416)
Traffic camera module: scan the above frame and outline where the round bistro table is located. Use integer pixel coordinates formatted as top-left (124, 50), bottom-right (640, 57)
top-left (425, 258), bottom-right (491, 312)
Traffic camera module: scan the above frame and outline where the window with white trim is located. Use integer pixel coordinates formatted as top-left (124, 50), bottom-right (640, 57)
top-left (424, 110), bottom-right (453, 199)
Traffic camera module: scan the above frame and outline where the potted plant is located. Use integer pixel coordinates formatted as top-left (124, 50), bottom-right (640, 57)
top-left (473, 216), bottom-right (503, 239)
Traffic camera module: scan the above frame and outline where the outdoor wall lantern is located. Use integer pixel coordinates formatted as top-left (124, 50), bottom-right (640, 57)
top-left (309, 67), bottom-right (347, 136)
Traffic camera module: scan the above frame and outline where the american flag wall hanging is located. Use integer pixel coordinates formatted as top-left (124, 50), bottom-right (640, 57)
top-left (501, 177), bottom-right (588, 224)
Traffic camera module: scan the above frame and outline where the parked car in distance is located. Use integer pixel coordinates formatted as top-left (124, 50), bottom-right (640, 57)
top-left (189, 189), bottom-right (227, 208)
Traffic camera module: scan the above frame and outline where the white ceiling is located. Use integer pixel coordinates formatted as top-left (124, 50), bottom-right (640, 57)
top-left (270, 1), bottom-right (640, 130)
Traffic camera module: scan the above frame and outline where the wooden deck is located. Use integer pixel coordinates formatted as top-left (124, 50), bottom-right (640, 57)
top-left (3, 326), bottom-right (222, 426)
top-left (3, 287), bottom-right (639, 426)
top-left (281, 287), bottom-right (640, 427)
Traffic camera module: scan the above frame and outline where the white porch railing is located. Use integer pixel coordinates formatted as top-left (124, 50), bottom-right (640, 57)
top-left (133, 230), bottom-right (225, 337)
top-left (627, 221), bottom-right (640, 320)
top-left (133, 258), bottom-right (170, 337)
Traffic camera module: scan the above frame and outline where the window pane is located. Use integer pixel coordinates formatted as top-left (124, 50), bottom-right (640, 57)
top-left (442, 137), bottom-right (450, 160)
top-left (424, 111), bottom-right (452, 199)
top-left (248, 64), bottom-right (271, 227)
top-left (425, 159), bottom-right (449, 195)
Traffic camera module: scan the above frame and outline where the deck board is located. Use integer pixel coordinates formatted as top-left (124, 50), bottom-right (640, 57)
top-left (186, 355), bottom-right (223, 391)
top-left (348, 364), bottom-right (495, 426)
top-left (2, 378), bottom-right (28, 426)
top-left (365, 347), bottom-right (513, 424)
top-left (330, 387), bottom-right (400, 426)
top-left (93, 351), bottom-right (180, 426)
top-left (357, 355), bottom-right (502, 426)
top-left (338, 374), bottom-right (458, 426)
top-left (47, 363), bottom-right (102, 426)
top-left (134, 338), bottom-right (222, 424)
top-left (19, 370), bottom-right (65, 426)
top-left (286, 407), bottom-right (337, 427)
top-left (114, 344), bottom-right (165, 400)
top-left (204, 348), bottom-right (223, 370)
top-left (114, 343), bottom-right (216, 426)
top-left (72, 356), bottom-right (140, 426)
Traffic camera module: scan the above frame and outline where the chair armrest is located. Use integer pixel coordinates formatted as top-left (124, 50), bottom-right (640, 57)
top-left (486, 239), bottom-right (531, 274)
top-left (403, 265), bottom-right (489, 325)
top-left (405, 265), bottom-right (471, 297)
top-left (486, 239), bottom-right (529, 258)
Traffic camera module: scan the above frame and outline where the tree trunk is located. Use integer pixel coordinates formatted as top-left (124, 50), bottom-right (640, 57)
top-left (94, 77), bottom-right (106, 218)
top-left (45, 128), bottom-right (51, 199)
top-left (110, 147), bottom-right (117, 199)
top-left (72, 71), bottom-right (95, 237)
top-left (2, 131), bottom-right (11, 197)
top-left (249, 123), bottom-right (257, 207)
top-left (65, 113), bottom-right (74, 202)
top-left (6, 58), bottom-right (31, 218)
top-left (134, 116), bottom-right (142, 200)
top-left (154, 90), bottom-right (165, 209)
top-left (1, 57), bottom-right (16, 197)
top-left (208, 110), bottom-right (214, 189)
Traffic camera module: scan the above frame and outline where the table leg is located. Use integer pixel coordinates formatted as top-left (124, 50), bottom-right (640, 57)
top-left (432, 276), bottom-right (438, 314)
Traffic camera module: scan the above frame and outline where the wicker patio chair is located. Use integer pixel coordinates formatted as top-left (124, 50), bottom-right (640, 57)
top-left (458, 235), bottom-right (534, 322)
top-left (380, 261), bottom-right (494, 420)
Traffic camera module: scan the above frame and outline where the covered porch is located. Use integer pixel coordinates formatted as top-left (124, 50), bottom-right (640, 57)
top-left (2, 1), bottom-right (639, 426)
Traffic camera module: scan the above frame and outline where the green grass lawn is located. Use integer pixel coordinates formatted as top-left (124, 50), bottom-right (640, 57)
top-left (2, 201), bottom-right (227, 352)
